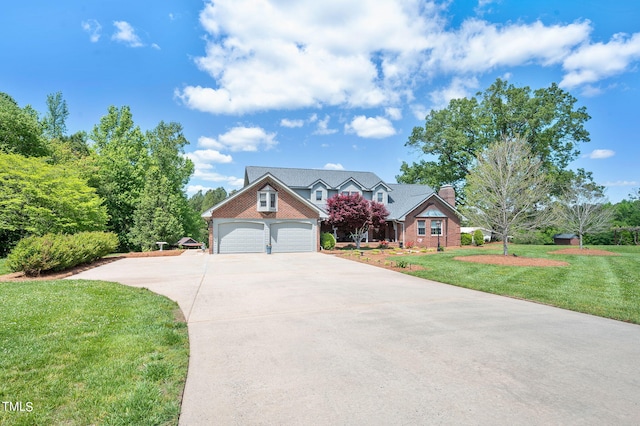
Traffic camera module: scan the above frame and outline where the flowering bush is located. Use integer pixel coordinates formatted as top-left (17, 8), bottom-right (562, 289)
top-left (377, 241), bottom-right (389, 249)
top-left (405, 241), bottom-right (415, 249)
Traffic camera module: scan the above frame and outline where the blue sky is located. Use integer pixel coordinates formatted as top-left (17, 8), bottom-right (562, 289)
top-left (2, 0), bottom-right (639, 202)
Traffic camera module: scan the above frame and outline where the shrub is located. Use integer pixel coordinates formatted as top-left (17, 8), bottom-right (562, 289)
top-left (7, 232), bottom-right (118, 276)
top-left (320, 232), bottom-right (336, 250)
top-left (461, 233), bottom-right (472, 246)
top-left (377, 240), bottom-right (389, 249)
top-left (473, 229), bottom-right (485, 246)
top-left (395, 260), bottom-right (408, 268)
top-left (405, 241), bottom-right (415, 249)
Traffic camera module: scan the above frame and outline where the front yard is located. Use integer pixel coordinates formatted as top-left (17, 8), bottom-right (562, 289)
top-left (330, 244), bottom-right (640, 324)
top-left (0, 279), bottom-right (189, 426)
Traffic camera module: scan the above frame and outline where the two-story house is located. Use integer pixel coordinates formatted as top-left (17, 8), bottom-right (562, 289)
top-left (202, 166), bottom-right (461, 254)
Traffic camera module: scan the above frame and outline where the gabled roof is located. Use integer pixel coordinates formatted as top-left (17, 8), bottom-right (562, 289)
top-left (245, 166), bottom-right (389, 191)
top-left (176, 237), bottom-right (200, 245)
top-left (202, 172), bottom-right (327, 219)
top-left (237, 166), bottom-right (460, 222)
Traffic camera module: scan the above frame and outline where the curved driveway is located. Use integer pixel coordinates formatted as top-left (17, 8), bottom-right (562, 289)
top-left (72, 252), bottom-right (640, 425)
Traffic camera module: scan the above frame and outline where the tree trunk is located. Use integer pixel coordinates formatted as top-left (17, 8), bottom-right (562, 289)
top-left (579, 233), bottom-right (584, 249)
top-left (502, 235), bottom-right (508, 256)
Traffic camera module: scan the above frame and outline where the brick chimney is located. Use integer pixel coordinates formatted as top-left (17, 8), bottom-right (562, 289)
top-left (438, 184), bottom-right (455, 207)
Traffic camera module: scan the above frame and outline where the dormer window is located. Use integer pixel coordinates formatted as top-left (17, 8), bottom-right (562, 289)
top-left (377, 192), bottom-right (384, 203)
top-left (257, 185), bottom-right (277, 212)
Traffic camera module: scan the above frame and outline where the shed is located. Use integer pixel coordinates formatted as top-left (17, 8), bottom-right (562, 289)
top-left (553, 233), bottom-right (579, 246)
top-left (176, 237), bottom-right (203, 249)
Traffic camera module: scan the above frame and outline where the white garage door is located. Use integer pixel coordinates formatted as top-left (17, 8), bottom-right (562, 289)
top-left (218, 222), bottom-right (265, 253)
top-left (270, 222), bottom-right (314, 253)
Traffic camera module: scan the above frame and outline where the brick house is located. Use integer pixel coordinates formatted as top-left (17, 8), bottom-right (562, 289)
top-left (202, 166), bottom-right (461, 254)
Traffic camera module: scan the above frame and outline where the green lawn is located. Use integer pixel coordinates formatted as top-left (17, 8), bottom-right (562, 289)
top-left (0, 280), bottom-right (189, 426)
top-left (397, 244), bottom-right (640, 324)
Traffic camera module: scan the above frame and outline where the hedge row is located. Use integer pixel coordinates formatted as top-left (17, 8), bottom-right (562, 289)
top-left (7, 232), bottom-right (119, 276)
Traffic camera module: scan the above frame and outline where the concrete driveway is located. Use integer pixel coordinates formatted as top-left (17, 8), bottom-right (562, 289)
top-left (72, 252), bottom-right (640, 425)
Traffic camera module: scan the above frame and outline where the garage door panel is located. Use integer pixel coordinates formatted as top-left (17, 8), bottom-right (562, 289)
top-left (271, 222), bottom-right (314, 253)
top-left (218, 222), bottom-right (265, 253)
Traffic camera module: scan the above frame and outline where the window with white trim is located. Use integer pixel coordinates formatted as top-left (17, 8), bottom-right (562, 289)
top-left (417, 220), bottom-right (426, 236)
top-left (431, 220), bottom-right (443, 236)
top-left (377, 192), bottom-right (384, 203)
top-left (316, 190), bottom-right (323, 201)
top-left (257, 185), bottom-right (277, 212)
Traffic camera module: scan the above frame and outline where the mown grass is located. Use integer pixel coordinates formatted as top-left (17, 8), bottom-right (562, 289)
top-left (0, 280), bottom-right (189, 426)
top-left (396, 245), bottom-right (640, 324)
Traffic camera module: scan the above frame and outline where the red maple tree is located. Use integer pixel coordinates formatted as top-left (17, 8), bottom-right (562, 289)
top-left (326, 193), bottom-right (389, 249)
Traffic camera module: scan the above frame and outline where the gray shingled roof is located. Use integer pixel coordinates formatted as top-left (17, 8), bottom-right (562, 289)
top-left (245, 166), bottom-right (389, 190)
top-left (386, 184), bottom-right (437, 220)
top-left (244, 166), bottom-right (441, 221)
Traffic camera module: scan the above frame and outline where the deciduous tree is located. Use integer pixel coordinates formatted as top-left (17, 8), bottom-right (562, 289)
top-left (398, 79), bottom-right (590, 202)
top-left (327, 194), bottom-right (388, 249)
top-left (0, 153), bottom-right (107, 256)
top-left (0, 92), bottom-right (48, 157)
top-left (41, 91), bottom-right (69, 140)
top-left (462, 138), bottom-right (553, 255)
top-left (553, 170), bottom-right (613, 249)
top-left (90, 106), bottom-right (148, 251)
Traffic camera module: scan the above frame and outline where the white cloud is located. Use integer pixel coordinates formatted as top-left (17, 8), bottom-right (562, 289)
top-left (323, 163), bottom-right (344, 170)
top-left (603, 180), bottom-right (639, 187)
top-left (188, 149), bottom-right (233, 164)
top-left (193, 169), bottom-right (244, 187)
top-left (81, 19), bottom-right (102, 43)
top-left (178, 0), bottom-right (438, 114)
top-left (112, 21), bottom-right (143, 47)
top-left (313, 115), bottom-right (338, 135)
top-left (280, 118), bottom-right (304, 128)
top-left (410, 103), bottom-right (429, 120)
top-left (428, 19), bottom-right (590, 75)
top-left (429, 76), bottom-right (479, 109)
top-left (176, 1), bottom-right (640, 116)
top-left (561, 32), bottom-right (640, 88)
top-left (199, 126), bottom-right (277, 152)
top-left (345, 115), bottom-right (396, 139)
top-left (385, 107), bottom-right (402, 120)
top-left (585, 149), bottom-right (615, 159)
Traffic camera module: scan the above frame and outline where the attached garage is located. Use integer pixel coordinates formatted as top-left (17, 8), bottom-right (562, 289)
top-left (270, 221), bottom-right (315, 253)
top-left (204, 174), bottom-right (325, 255)
top-left (218, 222), bottom-right (265, 254)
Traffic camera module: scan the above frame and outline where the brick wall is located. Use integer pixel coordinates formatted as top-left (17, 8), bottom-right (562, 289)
top-left (206, 178), bottom-right (321, 253)
top-left (211, 178), bottom-right (320, 220)
top-left (403, 198), bottom-right (461, 248)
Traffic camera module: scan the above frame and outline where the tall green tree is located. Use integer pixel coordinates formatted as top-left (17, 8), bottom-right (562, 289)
top-left (0, 153), bottom-right (108, 256)
top-left (462, 138), bottom-right (553, 255)
top-left (398, 79), bottom-right (590, 201)
top-left (90, 106), bottom-right (148, 251)
top-left (189, 187), bottom-right (228, 213)
top-left (0, 92), bottom-right (48, 157)
top-left (130, 167), bottom-right (186, 251)
top-left (41, 91), bottom-right (69, 140)
top-left (129, 121), bottom-right (198, 249)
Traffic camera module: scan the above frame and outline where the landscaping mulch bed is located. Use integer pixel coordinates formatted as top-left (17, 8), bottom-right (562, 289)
top-left (454, 254), bottom-right (569, 267)
top-left (326, 249), bottom-right (430, 272)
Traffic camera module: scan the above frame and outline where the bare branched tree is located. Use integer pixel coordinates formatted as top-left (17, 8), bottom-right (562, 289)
top-left (462, 137), bottom-right (553, 255)
top-left (553, 172), bottom-right (613, 249)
